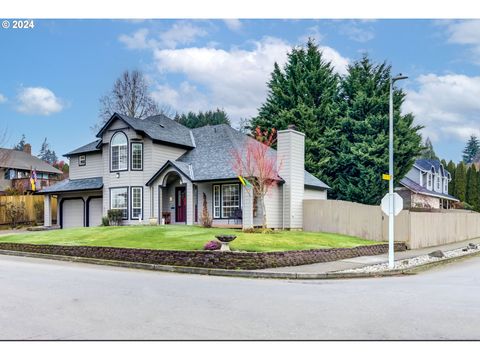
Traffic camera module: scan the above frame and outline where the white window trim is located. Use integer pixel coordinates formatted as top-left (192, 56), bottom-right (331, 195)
top-left (213, 185), bottom-right (221, 219)
top-left (427, 173), bottom-right (433, 190)
top-left (78, 154), bottom-right (86, 166)
top-left (110, 132), bottom-right (128, 171)
top-left (131, 187), bottom-right (143, 220)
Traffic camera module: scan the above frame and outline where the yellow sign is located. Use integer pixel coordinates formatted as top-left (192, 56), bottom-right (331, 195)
top-left (382, 174), bottom-right (391, 181)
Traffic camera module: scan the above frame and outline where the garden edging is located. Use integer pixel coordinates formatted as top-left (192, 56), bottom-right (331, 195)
top-left (0, 242), bottom-right (406, 270)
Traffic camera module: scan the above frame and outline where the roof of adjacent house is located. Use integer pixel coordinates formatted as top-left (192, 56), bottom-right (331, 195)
top-left (96, 113), bottom-right (195, 149)
top-left (63, 140), bottom-right (102, 157)
top-left (38, 177), bottom-right (103, 194)
top-left (147, 124), bottom-right (330, 189)
top-left (414, 158), bottom-right (450, 177)
top-left (0, 148), bottom-right (63, 174)
top-left (399, 177), bottom-right (459, 201)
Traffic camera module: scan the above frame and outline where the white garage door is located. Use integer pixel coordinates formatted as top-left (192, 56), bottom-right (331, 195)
top-left (62, 199), bottom-right (84, 228)
top-left (88, 198), bottom-right (103, 227)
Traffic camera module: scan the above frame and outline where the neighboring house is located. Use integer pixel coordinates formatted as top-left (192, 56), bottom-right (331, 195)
top-left (396, 159), bottom-right (459, 209)
top-left (40, 113), bottom-right (329, 229)
top-left (0, 144), bottom-right (63, 194)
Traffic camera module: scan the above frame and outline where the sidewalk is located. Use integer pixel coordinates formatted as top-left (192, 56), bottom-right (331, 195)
top-left (258, 238), bottom-right (480, 274)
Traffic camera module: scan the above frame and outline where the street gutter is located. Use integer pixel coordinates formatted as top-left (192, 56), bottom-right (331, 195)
top-left (0, 248), bottom-right (479, 280)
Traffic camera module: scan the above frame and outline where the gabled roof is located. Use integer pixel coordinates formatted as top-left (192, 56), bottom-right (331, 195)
top-left (38, 177), bottom-right (103, 194)
top-left (0, 148), bottom-right (62, 174)
top-left (146, 124), bottom-right (330, 189)
top-left (63, 140), bottom-right (102, 157)
top-left (399, 177), bottom-right (459, 201)
top-left (96, 113), bottom-right (195, 149)
top-left (414, 159), bottom-right (450, 177)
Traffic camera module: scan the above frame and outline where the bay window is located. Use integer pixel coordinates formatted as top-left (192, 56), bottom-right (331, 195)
top-left (111, 132), bottom-right (128, 171)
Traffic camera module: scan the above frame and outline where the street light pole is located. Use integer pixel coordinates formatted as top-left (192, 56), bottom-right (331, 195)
top-left (388, 74), bottom-right (408, 269)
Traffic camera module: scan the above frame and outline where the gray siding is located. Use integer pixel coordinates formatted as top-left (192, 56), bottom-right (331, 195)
top-left (304, 188), bottom-right (327, 200)
top-left (69, 152), bottom-right (103, 180)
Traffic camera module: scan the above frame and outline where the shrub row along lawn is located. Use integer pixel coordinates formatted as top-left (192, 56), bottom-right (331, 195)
top-left (0, 225), bottom-right (383, 252)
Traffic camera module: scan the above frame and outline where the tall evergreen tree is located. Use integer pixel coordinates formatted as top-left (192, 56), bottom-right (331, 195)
top-left (462, 135), bottom-right (480, 164)
top-left (466, 165), bottom-right (479, 210)
top-left (419, 137), bottom-right (438, 160)
top-left (251, 39), bottom-right (342, 195)
top-left (37, 138), bottom-right (58, 164)
top-left (174, 109), bottom-right (230, 128)
top-left (333, 56), bottom-right (423, 204)
top-left (454, 162), bottom-right (467, 202)
top-left (446, 160), bottom-right (456, 196)
top-left (13, 134), bottom-right (27, 151)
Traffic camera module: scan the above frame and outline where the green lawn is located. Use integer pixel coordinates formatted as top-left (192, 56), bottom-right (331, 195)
top-left (0, 225), bottom-right (382, 252)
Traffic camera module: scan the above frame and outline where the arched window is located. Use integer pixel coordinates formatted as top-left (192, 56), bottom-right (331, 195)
top-left (111, 132), bottom-right (128, 171)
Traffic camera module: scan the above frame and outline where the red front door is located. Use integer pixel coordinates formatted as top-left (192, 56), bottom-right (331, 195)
top-left (175, 187), bottom-right (186, 223)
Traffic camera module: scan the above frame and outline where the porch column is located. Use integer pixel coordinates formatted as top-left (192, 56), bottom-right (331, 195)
top-left (44, 195), bottom-right (52, 227)
top-left (158, 186), bottom-right (163, 224)
top-left (242, 187), bottom-right (254, 230)
top-left (186, 182), bottom-right (194, 225)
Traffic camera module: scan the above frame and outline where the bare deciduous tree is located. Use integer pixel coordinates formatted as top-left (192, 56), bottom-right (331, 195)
top-left (95, 70), bottom-right (160, 132)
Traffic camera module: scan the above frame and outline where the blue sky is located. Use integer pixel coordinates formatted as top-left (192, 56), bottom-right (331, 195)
top-left (1, 19), bottom-right (480, 162)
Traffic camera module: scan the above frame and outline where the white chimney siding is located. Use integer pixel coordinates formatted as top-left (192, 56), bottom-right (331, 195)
top-left (277, 128), bottom-right (305, 229)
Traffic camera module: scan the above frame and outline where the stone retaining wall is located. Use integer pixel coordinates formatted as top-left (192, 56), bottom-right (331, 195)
top-left (0, 242), bottom-right (406, 270)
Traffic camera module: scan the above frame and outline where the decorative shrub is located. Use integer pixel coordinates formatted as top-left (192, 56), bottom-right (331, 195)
top-left (242, 227), bottom-right (274, 234)
top-left (107, 209), bottom-right (123, 226)
top-left (5, 201), bottom-right (26, 228)
top-left (101, 216), bottom-right (110, 226)
top-left (200, 192), bottom-right (212, 227)
top-left (203, 240), bottom-right (221, 251)
top-left (33, 201), bottom-right (44, 224)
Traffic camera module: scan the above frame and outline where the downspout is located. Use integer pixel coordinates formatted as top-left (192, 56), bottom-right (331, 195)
top-left (282, 183), bottom-right (285, 230)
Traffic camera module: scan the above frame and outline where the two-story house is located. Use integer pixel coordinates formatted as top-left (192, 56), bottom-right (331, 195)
top-left (40, 113), bottom-right (330, 229)
top-left (0, 144), bottom-right (63, 194)
top-left (396, 158), bottom-right (459, 209)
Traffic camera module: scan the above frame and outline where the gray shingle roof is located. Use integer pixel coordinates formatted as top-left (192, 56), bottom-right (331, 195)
top-left (38, 177), bottom-right (103, 194)
top-left (399, 177), bottom-right (459, 201)
top-left (147, 124), bottom-right (330, 189)
top-left (415, 159), bottom-right (450, 177)
top-left (97, 113), bottom-right (194, 149)
top-left (63, 140), bottom-right (102, 157)
top-left (0, 148), bottom-right (62, 174)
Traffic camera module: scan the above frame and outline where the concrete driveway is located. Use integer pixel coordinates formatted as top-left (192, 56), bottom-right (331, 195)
top-left (0, 253), bottom-right (479, 340)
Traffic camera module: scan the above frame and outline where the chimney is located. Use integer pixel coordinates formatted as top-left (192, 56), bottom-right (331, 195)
top-left (23, 143), bottom-right (32, 155)
top-left (277, 125), bottom-right (305, 229)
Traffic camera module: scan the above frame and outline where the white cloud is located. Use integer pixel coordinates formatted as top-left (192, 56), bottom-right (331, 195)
top-left (120, 21), bottom-right (208, 50)
top-left (340, 23), bottom-right (375, 42)
top-left (0, 93), bottom-right (6, 104)
top-left (150, 37), bottom-right (349, 121)
top-left (443, 20), bottom-right (480, 63)
top-left (223, 19), bottom-right (242, 32)
top-left (299, 25), bottom-right (324, 43)
top-left (16, 87), bottom-right (64, 115)
top-left (403, 74), bottom-right (480, 141)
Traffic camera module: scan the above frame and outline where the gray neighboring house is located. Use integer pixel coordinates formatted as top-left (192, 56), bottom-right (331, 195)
top-left (0, 144), bottom-right (63, 194)
top-left (396, 158), bottom-right (459, 209)
top-left (39, 113), bottom-right (329, 229)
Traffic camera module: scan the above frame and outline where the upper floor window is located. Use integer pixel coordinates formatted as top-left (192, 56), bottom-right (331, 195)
top-left (131, 143), bottom-right (143, 170)
top-left (435, 175), bottom-right (441, 191)
top-left (78, 154), bottom-right (86, 166)
top-left (111, 132), bottom-right (128, 171)
top-left (444, 178), bottom-right (448, 193)
top-left (427, 173), bottom-right (432, 189)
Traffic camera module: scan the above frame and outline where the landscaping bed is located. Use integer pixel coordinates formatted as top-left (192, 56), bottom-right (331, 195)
top-left (0, 242), bottom-right (407, 270)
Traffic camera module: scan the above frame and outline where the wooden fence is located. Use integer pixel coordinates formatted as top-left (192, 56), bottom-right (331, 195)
top-left (0, 195), bottom-right (57, 226)
top-left (304, 199), bottom-right (480, 249)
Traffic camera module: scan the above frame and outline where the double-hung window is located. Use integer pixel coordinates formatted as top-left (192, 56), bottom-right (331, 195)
top-left (131, 187), bottom-right (143, 219)
top-left (111, 132), bottom-right (128, 171)
top-left (212, 184), bottom-right (241, 219)
top-left (131, 143), bottom-right (143, 170)
top-left (110, 187), bottom-right (128, 219)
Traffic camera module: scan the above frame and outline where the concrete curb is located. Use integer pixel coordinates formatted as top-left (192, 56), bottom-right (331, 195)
top-left (0, 248), bottom-right (478, 280)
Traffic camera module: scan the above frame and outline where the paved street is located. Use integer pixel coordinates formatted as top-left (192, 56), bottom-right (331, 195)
top-left (1, 254), bottom-right (479, 340)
